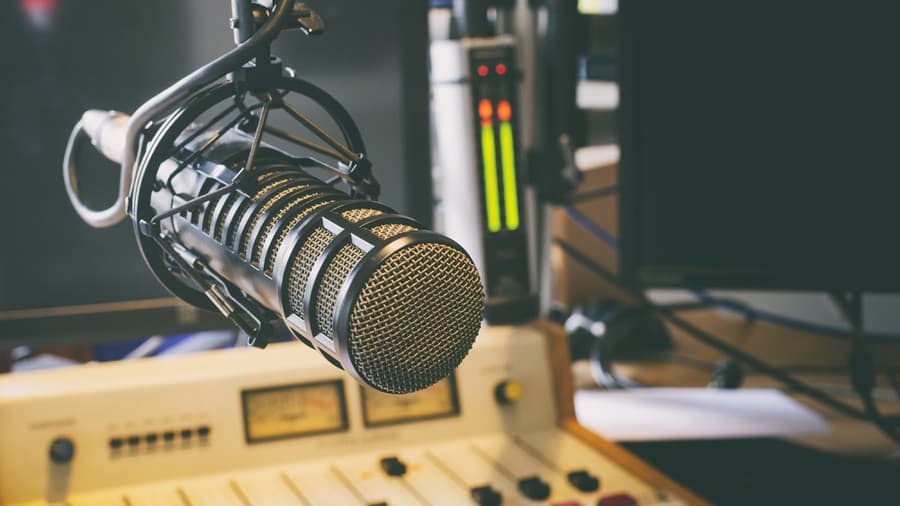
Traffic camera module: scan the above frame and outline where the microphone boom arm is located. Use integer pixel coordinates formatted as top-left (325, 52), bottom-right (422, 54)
top-left (64, 0), bottom-right (298, 228)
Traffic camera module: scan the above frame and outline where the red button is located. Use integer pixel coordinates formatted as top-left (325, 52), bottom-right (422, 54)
top-left (598, 493), bottom-right (638, 506)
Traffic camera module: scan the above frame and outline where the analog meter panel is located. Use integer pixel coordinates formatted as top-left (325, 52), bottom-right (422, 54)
top-left (241, 380), bottom-right (348, 443)
top-left (361, 375), bottom-right (460, 427)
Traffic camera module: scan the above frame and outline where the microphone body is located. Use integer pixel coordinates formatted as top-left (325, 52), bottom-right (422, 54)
top-left (93, 108), bottom-right (484, 394)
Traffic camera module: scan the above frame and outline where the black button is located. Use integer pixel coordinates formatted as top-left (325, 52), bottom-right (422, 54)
top-left (145, 433), bottom-right (158, 445)
top-left (109, 437), bottom-right (123, 450)
top-left (162, 431), bottom-right (176, 443)
top-left (180, 428), bottom-right (193, 440)
top-left (197, 426), bottom-right (211, 438)
top-left (48, 437), bottom-right (76, 464)
top-left (127, 435), bottom-right (141, 447)
top-left (568, 469), bottom-right (600, 492)
top-left (379, 456), bottom-right (407, 477)
top-left (518, 476), bottom-right (551, 501)
top-left (470, 485), bottom-right (502, 506)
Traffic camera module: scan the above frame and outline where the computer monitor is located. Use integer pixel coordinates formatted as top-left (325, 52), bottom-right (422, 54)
top-left (0, 0), bottom-right (430, 344)
top-left (617, 2), bottom-right (900, 291)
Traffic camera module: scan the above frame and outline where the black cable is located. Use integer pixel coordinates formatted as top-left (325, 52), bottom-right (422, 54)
top-left (847, 324), bottom-right (900, 444)
top-left (553, 237), bottom-right (900, 427)
top-left (661, 352), bottom-right (900, 376)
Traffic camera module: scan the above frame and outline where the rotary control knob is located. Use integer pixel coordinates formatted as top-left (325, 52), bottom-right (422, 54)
top-left (494, 379), bottom-right (523, 405)
top-left (48, 437), bottom-right (76, 464)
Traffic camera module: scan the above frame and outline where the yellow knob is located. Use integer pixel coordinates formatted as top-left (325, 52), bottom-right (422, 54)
top-left (495, 380), bottom-right (523, 405)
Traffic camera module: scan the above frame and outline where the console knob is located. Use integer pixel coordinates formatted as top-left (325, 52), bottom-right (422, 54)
top-left (518, 476), bottom-right (551, 500)
top-left (568, 469), bottom-right (600, 492)
top-left (598, 493), bottom-right (638, 506)
top-left (379, 456), bottom-right (407, 477)
top-left (494, 380), bottom-right (523, 405)
top-left (471, 485), bottom-right (503, 506)
top-left (48, 437), bottom-right (76, 464)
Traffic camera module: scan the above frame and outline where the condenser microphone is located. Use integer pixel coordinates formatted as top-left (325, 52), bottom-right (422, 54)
top-left (63, 1), bottom-right (484, 394)
top-left (77, 105), bottom-right (485, 394)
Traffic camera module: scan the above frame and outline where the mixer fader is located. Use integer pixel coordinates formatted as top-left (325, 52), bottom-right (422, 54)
top-left (0, 325), bottom-right (705, 505)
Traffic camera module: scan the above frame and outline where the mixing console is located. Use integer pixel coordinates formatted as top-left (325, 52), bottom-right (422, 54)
top-left (0, 325), bottom-right (703, 505)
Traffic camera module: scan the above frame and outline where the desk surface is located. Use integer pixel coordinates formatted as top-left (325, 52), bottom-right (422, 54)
top-left (572, 310), bottom-right (900, 505)
top-left (572, 309), bottom-right (900, 458)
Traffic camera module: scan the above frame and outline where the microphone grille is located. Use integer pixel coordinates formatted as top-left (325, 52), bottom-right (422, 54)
top-left (347, 241), bottom-right (484, 394)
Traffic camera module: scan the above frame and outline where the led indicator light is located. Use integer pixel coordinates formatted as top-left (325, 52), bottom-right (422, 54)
top-left (497, 100), bottom-right (512, 122)
top-left (480, 123), bottom-right (502, 233)
top-left (478, 99), bottom-right (493, 121)
top-left (495, 63), bottom-right (507, 75)
top-left (500, 121), bottom-right (520, 231)
top-left (477, 65), bottom-right (489, 77)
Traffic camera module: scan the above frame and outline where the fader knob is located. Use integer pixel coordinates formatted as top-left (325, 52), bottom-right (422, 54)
top-left (379, 456), bottom-right (407, 477)
top-left (568, 469), bottom-right (600, 492)
top-left (598, 493), bottom-right (638, 506)
top-left (471, 485), bottom-right (503, 506)
top-left (518, 476), bottom-right (551, 500)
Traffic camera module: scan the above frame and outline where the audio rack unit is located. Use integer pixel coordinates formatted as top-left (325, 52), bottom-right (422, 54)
top-left (431, 37), bottom-right (539, 325)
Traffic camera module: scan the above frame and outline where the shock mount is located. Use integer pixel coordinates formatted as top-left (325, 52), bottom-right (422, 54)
top-left (65, 1), bottom-right (382, 347)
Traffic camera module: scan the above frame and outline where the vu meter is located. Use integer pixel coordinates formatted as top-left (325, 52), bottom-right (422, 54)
top-left (431, 37), bottom-right (539, 324)
top-left (361, 376), bottom-right (460, 427)
top-left (241, 380), bottom-right (348, 443)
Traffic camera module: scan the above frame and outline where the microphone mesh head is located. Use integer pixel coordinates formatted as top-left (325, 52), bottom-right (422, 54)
top-left (347, 242), bottom-right (484, 394)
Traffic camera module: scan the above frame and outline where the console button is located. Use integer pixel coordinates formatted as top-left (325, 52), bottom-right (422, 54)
top-left (471, 485), bottom-right (503, 506)
top-left (518, 476), bottom-right (551, 501)
top-left (568, 469), bottom-right (600, 492)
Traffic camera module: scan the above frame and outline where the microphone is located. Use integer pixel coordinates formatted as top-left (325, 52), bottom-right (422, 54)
top-left (64, 2), bottom-right (485, 394)
top-left (76, 105), bottom-right (485, 394)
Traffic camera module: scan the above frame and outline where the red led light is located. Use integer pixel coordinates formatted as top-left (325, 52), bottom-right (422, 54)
top-left (478, 99), bottom-right (493, 121)
top-left (477, 65), bottom-right (489, 77)
top-left (495, 63), bottom-right (507, 75)
top-left (497, 100), bottom-right (512, 121)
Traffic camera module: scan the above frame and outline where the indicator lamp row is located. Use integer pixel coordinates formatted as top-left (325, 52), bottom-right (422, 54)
top-left (478, 99), bottom-right (513, 122)
top-left (477, 63), bottom-right (508, 77)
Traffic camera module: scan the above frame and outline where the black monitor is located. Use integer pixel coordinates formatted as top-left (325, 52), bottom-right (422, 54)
top-left (0, 0), bottom-right (429, 344)
top-left (617, 2), bottom-right (900, 291)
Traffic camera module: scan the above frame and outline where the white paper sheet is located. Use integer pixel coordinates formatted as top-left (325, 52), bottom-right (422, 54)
top-left (575, 388), bottom-right (830, 442)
